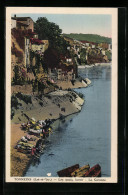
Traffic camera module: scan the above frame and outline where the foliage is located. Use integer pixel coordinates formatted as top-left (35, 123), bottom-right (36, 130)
top-left (43, 47), bottom-right (60, 69)
top-left (77, 58), bottom-right (81, 65)
top-left (54, 84), bottom-right (59, 89)
top-left (11, 95), bottom-right (19, 109)
top-left (11, 47), bottom-right (23, 63)
top-left (44, 94), bottom-right (52, 99)
top-left (63, 33), bottom-right (112, 44)
top-left (105, 50), bottom-right (112, 61)
top-left (11, 95), bottom-right (22, 119)
top-left (11, 108), bottom-right (15, 120)
top-left (34, 17), bottom-right (68, 54)
top-left (30, 50), bottom-right (47, 74)
top-left (39, 101), bottom-right (43, 107)
top-left (15, 92), bottom-right (32, 104)
top-left (13, 65), bottom-right (26, 85)
top-left (78, 92), bottom-right (84, 99)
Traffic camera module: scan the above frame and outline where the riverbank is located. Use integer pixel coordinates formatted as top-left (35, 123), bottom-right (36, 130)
top-left (78, 63), bottom-right (111, 68)
top-left (11, 79), bottom-right (91, 177)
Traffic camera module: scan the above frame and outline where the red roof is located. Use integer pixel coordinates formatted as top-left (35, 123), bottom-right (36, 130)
top-left (30, 38), bottom-right (44, 45)
top-left (31, 32), bottom-right (38, 35)
top-left (80, 40), bottom-right (97, 45)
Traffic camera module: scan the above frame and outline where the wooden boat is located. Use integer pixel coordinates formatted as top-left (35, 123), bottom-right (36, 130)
top-left (29, 128), bottom-right (42, 135)
top-left (17, 146), bottom-right (32, 154)
top-left (71, 164), bottom-right (90, 177)
top-left (57, 164), bottom-right (79, 177)
top-left (84, 164), bottom-right (101, 177)
top-left (18, 141), bottom-right (35, 148)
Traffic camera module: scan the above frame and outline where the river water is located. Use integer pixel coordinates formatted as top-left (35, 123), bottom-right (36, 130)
top-left (25, 65), bottom-right (111, 177)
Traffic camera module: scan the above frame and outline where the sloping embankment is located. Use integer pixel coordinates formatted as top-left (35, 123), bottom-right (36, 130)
top-left (11, 78), bottom-right (91, 177)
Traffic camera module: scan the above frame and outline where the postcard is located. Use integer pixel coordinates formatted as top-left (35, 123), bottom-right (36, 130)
top-left (6, 7), bottom-right (118, 183)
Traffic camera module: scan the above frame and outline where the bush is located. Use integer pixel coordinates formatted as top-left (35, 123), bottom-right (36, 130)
top-left (54, 84), bottom-right (59, 89)
top-left (44, 94), bottom-right (51, 99)
top-left (15, 92), bottom-right (32, 104)
top-left (78, 92), bottom-right (84, 99)
top-left (11, 95), bottom-right (19, 109)
top-left (11, 108), bottom-right (15, 120)
top-left (39, 101), bottom-right (43, 107)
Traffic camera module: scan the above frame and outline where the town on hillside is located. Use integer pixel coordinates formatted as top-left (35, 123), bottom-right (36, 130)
top-left (11, 15), bottom-right (112, 96)
top-left (10, 14), bottom-right (112, 178)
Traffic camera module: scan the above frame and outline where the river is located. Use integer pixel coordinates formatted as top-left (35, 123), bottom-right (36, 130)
top-left (25, 65), bottom-right (111, 177)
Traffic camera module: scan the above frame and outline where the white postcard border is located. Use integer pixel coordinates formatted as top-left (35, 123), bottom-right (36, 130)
top-left (6, 7), bottom-right (118, 183)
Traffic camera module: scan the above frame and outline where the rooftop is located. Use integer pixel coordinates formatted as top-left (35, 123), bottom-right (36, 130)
top-left (17, 21), bottom-right (29, 26)
top-left (11, 16), bottom-right (34, 22)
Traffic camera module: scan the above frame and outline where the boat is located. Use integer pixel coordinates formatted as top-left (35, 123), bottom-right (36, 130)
top-left (57, 164), bottom-right (79, 177)
top-left (71, 164), bottom-right (90, 177)
top-left (17, 145), bottom-right (32, 154)
top-left (18, 141), bottom-right (35, 148)
top-left (84, 164), bottom-right (101, 177)
top-left (29, 128), bottom-right (42, 135)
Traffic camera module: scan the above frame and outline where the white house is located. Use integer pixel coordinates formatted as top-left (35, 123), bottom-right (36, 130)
top-left (102, 50), bottom-right (106, 56)
top-left (66, 58), bottom-right (72, 63)
top-left (24, 37), bottom-right (30, 68)
top-left (108, 44), bottom-right (112, 51)
top-left (11, 18), bottom-right (16, 29)
top-left (92, 45), bottom-right (95, 49)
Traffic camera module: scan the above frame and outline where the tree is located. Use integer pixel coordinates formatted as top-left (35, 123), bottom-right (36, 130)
top-left (80, 48), bottom-right (87, 64)
top-left (34, 17), bottom-right (68, 53)
top-left (43, 47), bottom-right (60, 69)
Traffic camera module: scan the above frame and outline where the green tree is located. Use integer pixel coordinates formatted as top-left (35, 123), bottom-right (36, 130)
top-left (105, 50), bottom-right (112, 61)
top-left (80, 48), bottom-right (87, 64)
top-left (43, 47), bottom-right (60, 69)
top-left (34, 17), bottom-right (68, 53)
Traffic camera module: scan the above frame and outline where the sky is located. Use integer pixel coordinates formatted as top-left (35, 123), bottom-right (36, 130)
top-left (13, 14), bottom-right (112, 38)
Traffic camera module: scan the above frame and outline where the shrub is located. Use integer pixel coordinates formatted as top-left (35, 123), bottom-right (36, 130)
top-left (39, 101), bottom-right (43, 106)
top-left (15, 92), bottom-right (32, 104)
top-left (78, 92), bottom-right (84, 99)
top-left (11, 95), bottom-right (19, 109)
top-left (54, 84), bottom-right (59, 89)
top-left (11, 108), bottom-right (15, 120)
top-left (44, 94), bottom-right (51, 99)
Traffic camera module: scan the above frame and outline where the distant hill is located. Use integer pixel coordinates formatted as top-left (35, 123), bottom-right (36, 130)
top-left (63, 33), bottom-right (112, 44)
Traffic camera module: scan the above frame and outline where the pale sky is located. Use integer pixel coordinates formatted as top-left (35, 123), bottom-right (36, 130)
top-left (13, 14), bottom-right (112, 38)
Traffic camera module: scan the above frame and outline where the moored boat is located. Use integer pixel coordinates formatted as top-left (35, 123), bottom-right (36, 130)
top-left (18, 141), bottom-right (35, 148)
top-left (57, 164), bottom-right (79, 177)
top-left (29, 128), bottom-right (42, 135)
top-left (84, 164), bottom-right (101, 177)
top-left (71, 164), bottom-right (90, 177)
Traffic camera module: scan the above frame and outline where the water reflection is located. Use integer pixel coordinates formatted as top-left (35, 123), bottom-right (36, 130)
top-left (79, 65), bottom-right (111, 80)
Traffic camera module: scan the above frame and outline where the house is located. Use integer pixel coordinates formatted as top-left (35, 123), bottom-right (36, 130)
top-left (98, 42), bottom-right (109, 50)
top-left (12, 15), bottom-right (34, 32)
top-left (108, 44), bottom-right (112, 51)
top-left (17, 21), bottom-right (29, 30)
top-left (11, 18), bottom-right (16, 29)
top-left (24, 36), bottom-right (30, 68)
top-left (48, 68), bottom-right (58, 82)
top-left (101, 50), bottom-right (106, 56)
top-left (66, 58), bottom-right (72, 63)
top-left (42, 40), bottom-right (49, 52)
top-left (91, 44), bottom-right (95, 49)
top-left (30, 38), bottom-right (44, 53)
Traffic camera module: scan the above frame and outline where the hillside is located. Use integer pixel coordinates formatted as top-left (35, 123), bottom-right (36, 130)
top-left (63, 33), bottom-right (112, 44)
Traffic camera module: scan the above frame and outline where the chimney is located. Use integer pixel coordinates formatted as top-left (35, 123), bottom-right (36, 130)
top-left (14, 14), bottom-right (16, 18)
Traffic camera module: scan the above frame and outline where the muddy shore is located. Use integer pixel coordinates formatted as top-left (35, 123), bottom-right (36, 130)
top-left (11, 79), bottom-right (91, 177)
